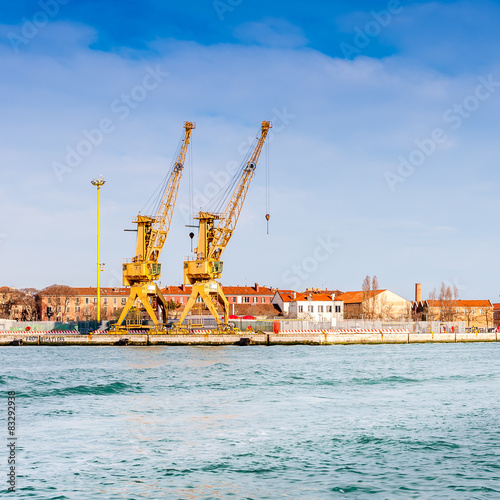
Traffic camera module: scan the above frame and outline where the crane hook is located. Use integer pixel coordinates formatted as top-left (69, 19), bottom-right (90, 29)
top-left (265, 213), bottom-right (270, 234)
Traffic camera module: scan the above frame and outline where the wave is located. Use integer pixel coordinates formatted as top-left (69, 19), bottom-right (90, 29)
top-left (18, 381), bottom-right (141, 398)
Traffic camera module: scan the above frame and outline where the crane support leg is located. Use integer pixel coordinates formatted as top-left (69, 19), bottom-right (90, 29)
top-left (214, 283), bottom-right (229, 325)
top-left (154, 284), bottom-right (169, 324)
top-left (115, 284), bottom-right (166, 329)
top-left (178, 282), bottom-right (228, 327)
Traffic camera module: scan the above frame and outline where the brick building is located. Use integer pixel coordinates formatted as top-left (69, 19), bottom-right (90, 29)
top-left (494, 303), bottom-right (500, 328)
top-left (38, 286), bottom-right (130, 322)
top-left (37, 283), bottom-right (276, 322)
top-left (412, 299), bottom-right (494, 328)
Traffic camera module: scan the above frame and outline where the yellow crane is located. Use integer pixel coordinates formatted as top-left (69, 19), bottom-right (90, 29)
top-left (115, 121), bottom-right (195, 330)
top-left (177, 120), bottom-right (271, 330)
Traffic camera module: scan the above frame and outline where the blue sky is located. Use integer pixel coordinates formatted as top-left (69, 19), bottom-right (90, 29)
top-left (1, 0), bottom-right (499, 302)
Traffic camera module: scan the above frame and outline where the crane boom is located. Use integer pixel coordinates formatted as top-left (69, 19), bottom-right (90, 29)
top-left (177, 120), bottom-right (271, 330)
top-left (146, 121), bottom-right (195, 262)
top-left (208, 121), bottom-right (271, 261)
top-left (114, 121), bottom-right (195, 331)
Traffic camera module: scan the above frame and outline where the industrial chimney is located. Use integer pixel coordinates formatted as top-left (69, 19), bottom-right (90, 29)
top-left (415, 283), bottom-right (422, 303)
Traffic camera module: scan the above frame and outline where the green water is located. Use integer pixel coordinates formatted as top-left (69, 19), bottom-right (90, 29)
top-left (1, 344), bottom-right (499, 499)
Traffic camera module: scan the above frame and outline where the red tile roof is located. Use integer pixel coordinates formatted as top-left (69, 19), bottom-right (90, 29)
top-left (304, 288), bottom-right (343, 296)
top-left (39, 286), bottom-right (130, 296)
top-left (426, 299), bottom-right (492, 308)
top-left (494, 303), bottom-right (500, 310)
top-left (335, 290), bottom-right (386, 304)
top-left (294, 293), bottom-right (334, 302)
top-left (232, 304), bottom-right (280, 317)
top-left (162, 285), bottom-right (192, 294)
top-left (275, 290), bottom-right (298, 302)
top-left (162, 285), bottom-right (275, 296)
top-left (222, 286), bottom-right (275, 295)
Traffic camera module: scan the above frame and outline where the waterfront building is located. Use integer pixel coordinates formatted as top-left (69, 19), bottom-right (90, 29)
top-left (288, 292), bottom-right (344, 323)
top-left (271, 290), bottom-right (297, 315)
top-left (37, 286), bottom-right (130, 322)
top-left (413, 299), bottom-right (494, 329)
top-left (336, 289), bottom-right (410, 320)
top-left (36, 283), bottom-right (276, 321)
top-left (161, 283), bottom-right (275, 307)
top-left (494, 303), bottom-right (500, 328)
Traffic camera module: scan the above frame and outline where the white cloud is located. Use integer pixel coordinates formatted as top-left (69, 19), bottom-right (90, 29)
top-left (1, 19), bottom-right (499, 299)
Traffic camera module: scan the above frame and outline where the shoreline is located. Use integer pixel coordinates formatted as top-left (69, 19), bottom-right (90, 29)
top-left (0, 331), bottom-right (498, 346)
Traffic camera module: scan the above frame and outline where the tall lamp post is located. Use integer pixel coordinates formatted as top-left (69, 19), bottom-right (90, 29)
top-left (91, 176), bottom-right (106, 323)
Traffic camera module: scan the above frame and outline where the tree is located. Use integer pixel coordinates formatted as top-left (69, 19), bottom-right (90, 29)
top-left (484, 308), bottom-right (494, 330)
top-left (427, 287), bottom-right (438, 321)
top-left (438, 282), bottom-right (459, 322)
top-left (166, 299), bottom-right (182, 319)
top-left (362, 275), bottom-right (372, 319)
top-left (1, 288), bottom-right (37, 320)
top-left (362, 275), bottom-right (380, 319)
top-left (0, 289), bottom-right (38, 320)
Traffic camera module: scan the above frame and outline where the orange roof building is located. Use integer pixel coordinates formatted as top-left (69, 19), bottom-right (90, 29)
top-left (414, 298), bottom-right (494, 327)
top-left (336, 289), bottom-right (410, 320)
top-left (494, 303), bottom-right (500, 328)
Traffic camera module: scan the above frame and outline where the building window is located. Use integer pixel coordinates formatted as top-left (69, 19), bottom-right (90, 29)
top-left (86, 297), bottom-right (89, 304)
top-left (122, 298), bottom-right (126, 305)
top-left (66, 306), bottom-right (70, 313)
top-left (261, 297), bottom-right (266, 303)
top-left (56, 306), bottom-right (61, 313)
top-left (94, 298), bottom-right (97, 303)
top-left (318, 305), bottom-right (324, 313)
top-left (113, 298), bottom-right (117, 304)
top-left (299, 305), bottom-right (303, 313)
top-left (75, 306), bottom-right (80, 312)
top-left (253, 297), bottom-right (258, 303)
top-left (326, 306), bottom-right (332, 313)
top-left (308, 305), bottom-right (314, 312)
top-left (480, 309), bottom-right (483, 314)
top-left (471, 309), bottom-right (474, 314)
top-left (243, 297), bottom-right (250, 303)
top-left (76, 298), bottom-right (80, 305)
top-left (335, 305), bottom-right (341, 313)
top-left (103, 298), bottom-right (108, 304)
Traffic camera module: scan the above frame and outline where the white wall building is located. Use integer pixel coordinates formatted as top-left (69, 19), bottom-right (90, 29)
top-left (271, 290), bottom-right (297, 315)
top-left (288, 293), bottom-right (343, 324)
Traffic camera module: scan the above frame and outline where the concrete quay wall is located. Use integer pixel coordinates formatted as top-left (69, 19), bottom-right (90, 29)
top-left (0, 331), bottom-right (498, 346)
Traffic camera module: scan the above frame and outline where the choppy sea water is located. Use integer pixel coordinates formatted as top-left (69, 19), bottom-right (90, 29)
top-left (1, 344), bottom-right (499, 499)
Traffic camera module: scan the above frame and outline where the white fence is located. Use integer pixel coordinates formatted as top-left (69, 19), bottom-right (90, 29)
top-left (278, 319), bottom-right (467, 334)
